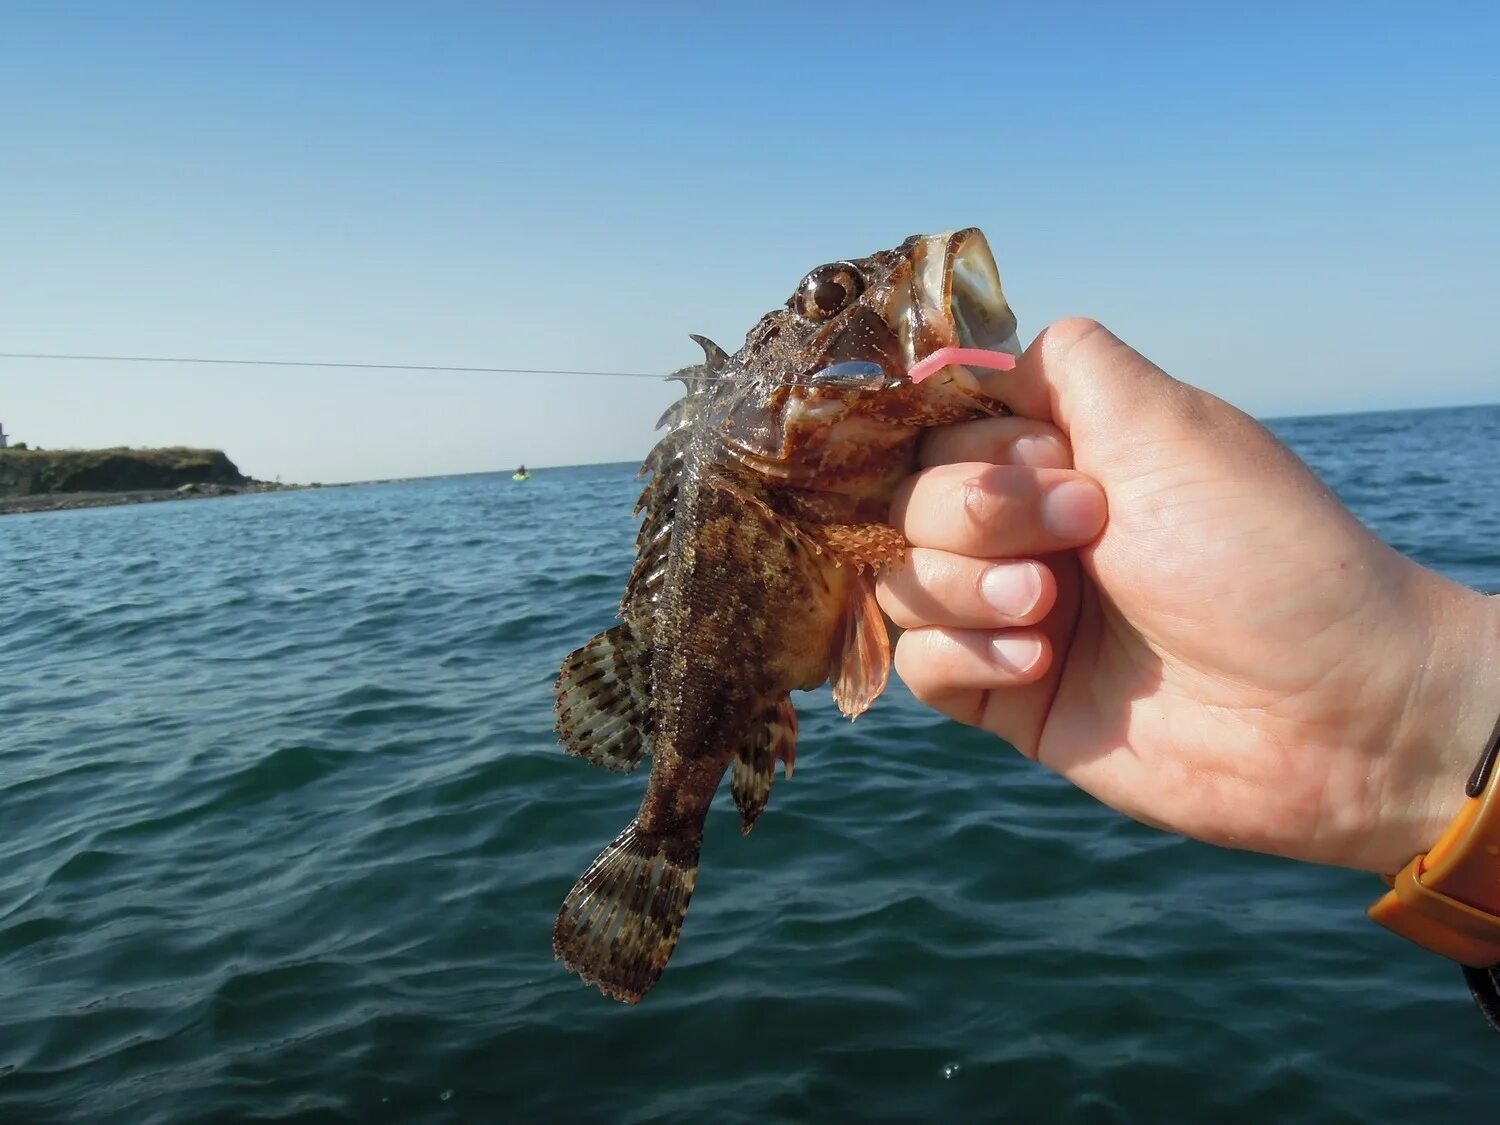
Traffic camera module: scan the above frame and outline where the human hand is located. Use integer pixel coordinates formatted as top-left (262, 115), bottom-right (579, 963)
top-left (879, 319), bottom-right (1500, 873)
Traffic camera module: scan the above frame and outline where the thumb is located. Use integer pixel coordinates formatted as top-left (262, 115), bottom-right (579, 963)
top-left (984, 317), bottom-right (1206, 466)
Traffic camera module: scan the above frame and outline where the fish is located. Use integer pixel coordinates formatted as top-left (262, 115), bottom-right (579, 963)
top-left (552, 228), bottom-right (1022, 1003)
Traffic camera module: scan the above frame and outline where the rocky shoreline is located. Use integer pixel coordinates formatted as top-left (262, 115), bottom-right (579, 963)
top-left (0, 479), bottom-right (316, 516)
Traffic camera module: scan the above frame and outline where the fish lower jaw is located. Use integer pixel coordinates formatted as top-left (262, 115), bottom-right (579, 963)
top-left (907, 229), bottom-right (1021, 390)
top-left (888, 274), bottom-right (966, 389)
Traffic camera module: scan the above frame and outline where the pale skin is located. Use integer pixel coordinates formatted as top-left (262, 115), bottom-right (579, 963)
top-left (878, 318), bottom-right (1500, 875)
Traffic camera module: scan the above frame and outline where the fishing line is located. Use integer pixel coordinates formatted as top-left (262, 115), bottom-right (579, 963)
top-left (0, 351), bottom-right (666, 380)
top-left (0, 346), bottom-right (1016, 388)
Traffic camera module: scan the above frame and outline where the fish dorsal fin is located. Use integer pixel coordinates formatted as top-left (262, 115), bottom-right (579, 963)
top-left (829, 572), bottom-right (892, 719)
top-left (621, 461), bottom-right (678, 617)
top-left (625, 336), bottom-right (732, 615)
top-left (660, 333), bottom-right (730, 414)
top-left (654, 399), bottom-right (699, 434)
top-left (637, 427), bottom-right (685, 486)
top-left (730, 695), bottom-right (799, 835)
top-left (689, 333), bottom-right (731, 370)
top-left (554, 622), bottom-right (653, 772)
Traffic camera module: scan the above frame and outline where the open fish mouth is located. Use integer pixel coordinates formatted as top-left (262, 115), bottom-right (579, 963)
top-left (900, 228), bottom-right (1020, 393)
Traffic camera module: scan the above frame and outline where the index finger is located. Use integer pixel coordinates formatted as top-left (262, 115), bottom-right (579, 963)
top-left (920, 414), bottom-right (1073, 470)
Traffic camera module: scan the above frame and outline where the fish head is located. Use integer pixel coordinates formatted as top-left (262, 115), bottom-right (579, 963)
top-left (718, 229), bottom-right (1021, 484)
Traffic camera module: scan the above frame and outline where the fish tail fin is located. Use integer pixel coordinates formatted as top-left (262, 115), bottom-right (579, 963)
top-left (553, 821), bottom-right (700, 1004)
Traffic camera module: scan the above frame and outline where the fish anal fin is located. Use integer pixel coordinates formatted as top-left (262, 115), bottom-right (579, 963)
top-left (731, 696), bottom-right (799, 835)
top-left (829, 573), bottom-right (892, 720)
top-left (554, 822), bottom-right (700, 1004)
top-left (554, 623), bottom-right (653, 772)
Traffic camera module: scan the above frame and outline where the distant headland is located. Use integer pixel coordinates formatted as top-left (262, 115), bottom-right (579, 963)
top-left (0, 446), bottom-right (310, 515)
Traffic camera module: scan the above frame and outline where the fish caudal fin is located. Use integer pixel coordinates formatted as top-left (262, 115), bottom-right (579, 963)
top-left (553, 822), bottom-right (700, 1004)
top-left (555, 623), bottom-right (653, 772)
top-left (731, 696), bottom-right (799, 835)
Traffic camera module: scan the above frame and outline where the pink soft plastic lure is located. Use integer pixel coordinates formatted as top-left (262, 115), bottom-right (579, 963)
top-left (906, 346), bottom-right (1017, 385)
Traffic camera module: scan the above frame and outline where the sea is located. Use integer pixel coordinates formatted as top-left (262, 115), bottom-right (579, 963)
top-left (2, 403), bottom-right (1498, 1124)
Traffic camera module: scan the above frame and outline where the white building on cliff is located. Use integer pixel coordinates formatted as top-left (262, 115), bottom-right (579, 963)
top-left (0, 421), bottom-right (8, 449)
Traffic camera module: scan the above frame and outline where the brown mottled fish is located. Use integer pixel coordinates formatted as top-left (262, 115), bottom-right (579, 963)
top-left (553, 229), bottom-right (1021, 1003)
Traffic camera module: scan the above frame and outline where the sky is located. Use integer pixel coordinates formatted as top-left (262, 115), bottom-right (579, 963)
top-left (2, 2), bottom-right (1497, 483)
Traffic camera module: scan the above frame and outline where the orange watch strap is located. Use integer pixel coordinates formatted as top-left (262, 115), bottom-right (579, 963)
top-left (1369, 712), bottom-right (1500, 966)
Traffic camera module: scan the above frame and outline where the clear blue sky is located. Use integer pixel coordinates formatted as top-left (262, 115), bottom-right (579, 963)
top-left (2, 2), bottom-right (1496, 483)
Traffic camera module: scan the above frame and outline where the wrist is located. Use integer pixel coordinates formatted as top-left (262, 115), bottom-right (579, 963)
top-left (1371, 580), bottom-right (1500, 874)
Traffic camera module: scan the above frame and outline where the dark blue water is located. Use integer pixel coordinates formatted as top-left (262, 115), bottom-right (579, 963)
top-left (2, 403), bottom-right (1497, 1123)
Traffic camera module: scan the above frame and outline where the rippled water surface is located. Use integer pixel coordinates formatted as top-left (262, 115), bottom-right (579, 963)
top-left (3, 404), bottom-right (1498, 1122)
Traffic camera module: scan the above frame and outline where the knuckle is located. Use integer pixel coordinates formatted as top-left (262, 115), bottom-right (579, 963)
top-left (1046, 316), bottom-right (1110, 348)
top-left (958, 468), bottom-right (1006, 532)
top-left (890, 638), bottom-right (929, 694)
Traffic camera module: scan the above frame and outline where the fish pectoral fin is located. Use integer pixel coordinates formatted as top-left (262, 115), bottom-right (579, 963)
top-left (554, 622), bottom-right (653, 772)
top-left (814, 521), bottom-right (907, 574)
top-left (701, 469), bottom-right (822, 554)
top-left (731, 695), bottom-right (799, 835)
top-left (828, 572), bottom-right (892, 720)
top-left (554, 821), bottom-right (700, 1004)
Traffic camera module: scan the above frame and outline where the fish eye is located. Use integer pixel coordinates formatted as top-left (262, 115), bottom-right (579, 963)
top-left (797, 263), bottom-right (865, 321)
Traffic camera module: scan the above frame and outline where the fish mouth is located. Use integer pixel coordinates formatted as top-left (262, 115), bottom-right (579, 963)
top-left (901, 228), bottom-right (1020, 393)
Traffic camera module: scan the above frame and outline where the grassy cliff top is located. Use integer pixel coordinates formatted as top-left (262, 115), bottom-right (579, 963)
top-left (0, 446), bottom-right (248, 497)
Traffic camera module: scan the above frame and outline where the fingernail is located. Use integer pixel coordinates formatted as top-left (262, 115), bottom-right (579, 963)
top-left (990, 633), bottom-right (1043, 673)
top-left (981, 562), bottom-right (1041, 618)
top-left (1012, 434), bottom-right (1067, 468)
top-left (1041, 480), bottom-right (1105, 540)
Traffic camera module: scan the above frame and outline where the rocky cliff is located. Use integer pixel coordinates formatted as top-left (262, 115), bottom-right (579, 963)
top-left (0, 447), bottom-right (249, 497)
